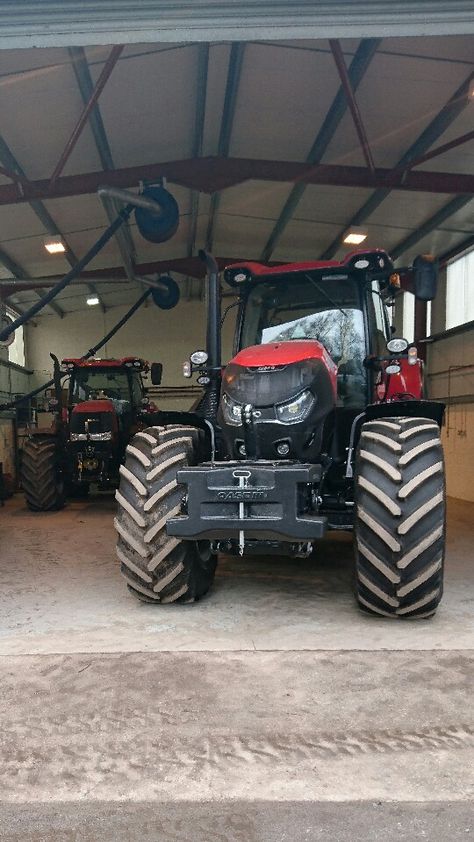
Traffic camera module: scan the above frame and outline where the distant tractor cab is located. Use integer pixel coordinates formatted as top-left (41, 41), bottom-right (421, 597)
top-left (21, 356), bottom-right (163, 510)
top-left (115, 249), bottom-right (445, 618)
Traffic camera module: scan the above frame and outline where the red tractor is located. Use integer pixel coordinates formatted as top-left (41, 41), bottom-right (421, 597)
top-left (21, 356), bottom-right (163, 510)
top-left (115, 249), bottom-right (445, 618)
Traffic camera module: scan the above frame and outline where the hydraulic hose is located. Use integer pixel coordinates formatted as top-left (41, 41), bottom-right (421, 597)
top-left (0, 205), bottom-right (133, 344)
top-left (0, 286), bottom-right (152, 412)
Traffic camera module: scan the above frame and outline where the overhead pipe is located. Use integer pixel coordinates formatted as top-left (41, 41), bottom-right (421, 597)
top-left (0, 204), bottom-right (134, 343)
top-left (98, 185), bottom-right (167, 215)
top-left (0, 182), bottom-right (177, 342)
top-left (0, 287), bottom-right (153, 412)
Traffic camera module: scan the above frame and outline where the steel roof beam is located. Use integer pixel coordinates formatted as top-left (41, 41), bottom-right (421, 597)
top-left (391, 195), bottom-right (473, 260)
top-left (0, 146), bottom-right (65, 319)
top-left (68, 45), bottom-right (135, 306)
top-left (49, 44), bottom-right (123, 190)
top-left (0, 256), bottom-right (251, 294)
top-left (321, 69), bottom-right (474, 259)
top-left (397, 128), bottom-right (474, 173)
top-left (439, 232), bottom-right (474, 265)
top-left (329, 39), bottom-right (375, 174)
top-left (0, 134), bottom-right (100, 316)
top-left (260, 38), bottom-right (380, 262)
top-left (205, 42), bottom-right (245, 253)
top-left (0, 156), bottom-right (471, 206)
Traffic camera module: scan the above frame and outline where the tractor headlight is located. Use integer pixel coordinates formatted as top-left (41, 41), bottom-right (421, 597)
top-left (276, 390), bottom-right (315, 424)
top-left (221, 393), bottom-right (242, 426)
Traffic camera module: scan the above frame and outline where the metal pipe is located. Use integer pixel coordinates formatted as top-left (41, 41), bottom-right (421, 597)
top-left (84, 287), bottom-right (152, 357)
top-left (0, 287), bottom-right (152, 412)
top-left (49, 45), bottom-right (123, 190)
top-left (199, 249), bottom-right (221, 367)
top-left (100, 192), bottom-right (136, 282)
top-left (133, 274), bottom-right (175, 293)
top-left (329, 39), bottom-right (375, 175)
top-left (98, 185), bottom-right (165, 215)
top-left (199, 250), bottom-right (221, 418)
top-left (0, 205), bottom-right (133, 343)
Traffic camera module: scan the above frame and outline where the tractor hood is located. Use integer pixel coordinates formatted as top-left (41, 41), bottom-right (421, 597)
top-left (223, 340), bottom-right (337, 406)
top-left (71, 399), bottom-right (116, 415)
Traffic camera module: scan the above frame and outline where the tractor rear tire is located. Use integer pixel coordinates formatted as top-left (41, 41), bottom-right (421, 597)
top-left (115, 425), bottom-right (217, 604)
top-left (354, 416), bottom-right (445, 618)
top-left (21, 436), bottom-right (66, 512)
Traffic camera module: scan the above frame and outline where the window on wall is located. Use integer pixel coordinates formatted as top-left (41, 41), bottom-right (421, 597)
top-left (446, 248), bottom-right (474, 330)
top-left (402, 293), bottom-right (415, 343)
top-left (6, 308), bottom-right (25, 368)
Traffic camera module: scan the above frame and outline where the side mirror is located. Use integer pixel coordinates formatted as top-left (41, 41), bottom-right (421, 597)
top-left (413, 255), bottom-right (438, 301)
top-left (150, 362), bottom-right (163, 386)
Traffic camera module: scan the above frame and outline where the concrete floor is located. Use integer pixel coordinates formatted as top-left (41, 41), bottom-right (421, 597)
top-left (0, 494), bottom-right (473, 839)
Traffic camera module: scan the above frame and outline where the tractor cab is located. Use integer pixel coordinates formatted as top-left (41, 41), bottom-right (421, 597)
top-left (61, 357), bottom-right (152, 486)
top-left (217, 252), bottom-right (401, 467)
top-left (65, 357), bottom-right (147, 430)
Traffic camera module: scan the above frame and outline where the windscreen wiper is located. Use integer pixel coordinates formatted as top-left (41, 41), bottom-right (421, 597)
top-left (304, 273), bottom-right (348, 320)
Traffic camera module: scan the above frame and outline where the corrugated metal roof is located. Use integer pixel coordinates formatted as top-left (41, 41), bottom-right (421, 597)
top-left (0, 33), bottom-right (471, 314)
top-left (0, 2), bottom-right (473, 49)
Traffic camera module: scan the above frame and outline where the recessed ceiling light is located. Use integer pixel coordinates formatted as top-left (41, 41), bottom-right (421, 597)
top-left (343, 230), bottom-right (368, 246)
top-left (86, 296), bottom-right (100, 306)
top-left (44, 237), bottom-right (66, 254)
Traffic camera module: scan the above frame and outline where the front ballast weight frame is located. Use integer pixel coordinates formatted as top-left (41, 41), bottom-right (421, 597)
top-left (167, 461), bottom-right (327, 546)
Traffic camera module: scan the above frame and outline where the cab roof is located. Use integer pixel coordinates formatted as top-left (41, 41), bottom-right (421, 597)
top-left (62, 357), bottom-right (149, 371)
top-left (224, 249), bottom-right (393, 285)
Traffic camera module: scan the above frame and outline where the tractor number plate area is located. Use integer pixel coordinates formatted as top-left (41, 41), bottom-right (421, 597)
top-left (167, 462), bottom-right (327, 542)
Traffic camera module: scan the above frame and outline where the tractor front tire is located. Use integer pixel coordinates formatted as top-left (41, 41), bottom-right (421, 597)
top-left (21, 436), bottom-right (66, 512)
top-left (115, 425), bottom-right (217, 604)
top-left (354, 416), bottom-right (445, 618)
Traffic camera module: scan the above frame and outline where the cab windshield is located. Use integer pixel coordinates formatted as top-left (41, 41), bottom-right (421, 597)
top-left (239, 273), bottom-right (368, 407)
top-left (71, 369), bottom-right (132, 403)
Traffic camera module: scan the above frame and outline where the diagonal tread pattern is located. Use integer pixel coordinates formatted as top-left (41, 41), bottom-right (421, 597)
top-left (21, 436), bottom-right (65, 511)
top-left (354, 416), bottom-right (445, 619)
top-left (114, 425), bottom-right (217, 604)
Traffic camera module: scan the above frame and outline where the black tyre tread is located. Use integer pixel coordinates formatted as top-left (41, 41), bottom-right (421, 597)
top-left (115, 425), bottom-right (217, 604)
top-left (21, 436), bottom-right (65, 511)
top-left (354, 416), bottom-right (445, 619)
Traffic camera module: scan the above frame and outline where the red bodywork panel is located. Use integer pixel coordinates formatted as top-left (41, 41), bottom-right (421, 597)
top-left (376, 358), bottom-right (423, 402)
top-left (62, 356), bottom-right (149, 371)
top-left (231, 340), bottom-right (338, 398)
top-left (72, 399), bottom-right (116, 414)
top-left (226, 249), bottom-right (417, 294)
top-left (227, 250), bottom-right (390, 278)
top-left (71, 399), bottom-right (119, 433)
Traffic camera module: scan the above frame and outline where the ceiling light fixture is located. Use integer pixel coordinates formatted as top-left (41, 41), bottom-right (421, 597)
top-left (343, 229), bottom-right (368, 246)
top-left (44, 236), bottom-right (66, 254)
top-left (86, 296), bottom-right (100, 306)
